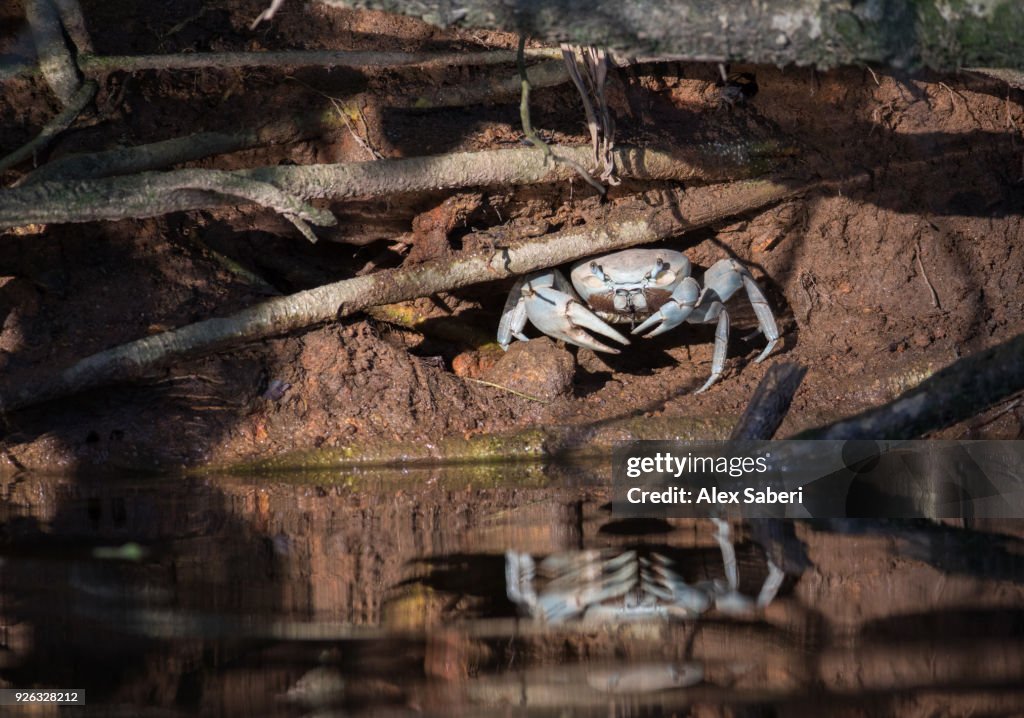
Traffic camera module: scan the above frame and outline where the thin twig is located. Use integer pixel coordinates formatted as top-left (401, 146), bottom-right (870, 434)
top-left (250, 0), bottom-right (287, 28)
top-left (286, 78), bottom-right (383, 160)
top-left (0, 80), bottom-right (97, 175)
top-left (863, 64), bottom-right (881, 86)
top-left (463, 377), bottom-right (551, 403)
top-left (0, 176), bottom-right (818, 413)
top-left (915, 236), bottom-right (941, 309)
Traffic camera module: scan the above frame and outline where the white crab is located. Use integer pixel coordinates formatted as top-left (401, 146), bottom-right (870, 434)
top-left (498, 248), bottom-right (780, 393)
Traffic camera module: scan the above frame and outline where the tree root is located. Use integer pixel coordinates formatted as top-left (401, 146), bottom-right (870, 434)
top-left (0, 80), bottom-right (97, 176)
top-left (0, 143), bottom-right (784, 228)
top-left (51, 0), bottom-right (93, 54)
top-left (0, 177), bottom-right (817, 413)
top-left (2, 169), bottom-right (335, 240)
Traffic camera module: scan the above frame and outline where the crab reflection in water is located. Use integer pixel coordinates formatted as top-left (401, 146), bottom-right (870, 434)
top-left (506, 519), bottom-right (786, 623)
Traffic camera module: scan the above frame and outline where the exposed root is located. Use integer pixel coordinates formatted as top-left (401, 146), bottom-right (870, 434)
top-left (0, 143), bottom-right (783, 228)
top-left (74, 48), bottom-right (563, 74)
top-left (1, 169), bottom-right (335, 239)
top-left (562, 44), bottom-right (618, 184)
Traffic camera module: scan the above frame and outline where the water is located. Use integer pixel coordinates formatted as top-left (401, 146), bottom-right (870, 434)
top-left (2, 466), bottom-right (1024, 716)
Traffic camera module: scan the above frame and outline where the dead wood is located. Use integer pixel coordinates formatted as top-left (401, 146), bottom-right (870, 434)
top-left (730, 363), bottom-right (807, 440)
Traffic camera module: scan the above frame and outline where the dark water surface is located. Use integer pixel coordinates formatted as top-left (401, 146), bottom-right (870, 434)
top-left (2, 466), bottom-right (1024, 717)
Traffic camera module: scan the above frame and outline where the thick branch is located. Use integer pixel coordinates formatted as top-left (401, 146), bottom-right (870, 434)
top-left (794, 332), bottom-right (1024, 440)
top-left (1, 169), bottom-right (335, 237)
top-left (730, 363), bottom-right (806, 440)
top-left (0, 177), bottom-right (815, 413)
top-left (318, 0), bottom-right (1024, 71)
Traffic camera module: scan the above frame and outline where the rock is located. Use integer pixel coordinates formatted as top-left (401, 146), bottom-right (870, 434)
top-left (481, 338), bottom-right (575, 401)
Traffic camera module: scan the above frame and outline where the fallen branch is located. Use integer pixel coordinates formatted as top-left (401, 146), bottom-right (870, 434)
top-left (0, 176), bottom-right (818, 413)
top-left (730, 362), bottom-right (806, 440)
top-left (2, 169), bottom-right (335, 240)
top-left (793, 331), bottom-right (1024, 440)
top-left (0, 143), bottom-right (783, 228)
top-left (0, 80), bottom-right (97, 176)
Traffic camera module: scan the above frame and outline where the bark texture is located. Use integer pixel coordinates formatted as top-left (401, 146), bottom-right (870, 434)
top-left (319, 0), bottom-right (1024, 71)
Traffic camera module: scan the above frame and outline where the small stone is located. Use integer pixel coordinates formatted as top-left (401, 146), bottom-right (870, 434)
top-left (481, 338), bottom-right (575, 401)
top-left (451, 346), bottom-right (502, 379)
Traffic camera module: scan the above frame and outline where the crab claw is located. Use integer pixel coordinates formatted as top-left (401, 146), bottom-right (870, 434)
top-left (526, 286), bottom-right (630, 353)
top-left (631, 276), bottom-right (700, 338)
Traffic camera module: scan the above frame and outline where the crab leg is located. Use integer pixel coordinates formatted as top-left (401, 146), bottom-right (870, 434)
top-left (695, 302), bottom-right (729, 394)
top-left (740, 273), bottom-right (780, 363)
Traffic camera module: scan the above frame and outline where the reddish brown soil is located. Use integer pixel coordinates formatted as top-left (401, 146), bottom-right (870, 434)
top-left (1, 1), bottom-right (1023, 470)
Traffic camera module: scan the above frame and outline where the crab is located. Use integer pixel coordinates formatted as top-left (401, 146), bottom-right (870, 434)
top-left (505, 520), bottom-right (785, 624)
top-left (498, 248), bottom-right (780, 393)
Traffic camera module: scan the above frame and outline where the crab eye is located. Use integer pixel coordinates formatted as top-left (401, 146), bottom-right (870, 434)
top-left (590, 262), bottom-right (609, 283)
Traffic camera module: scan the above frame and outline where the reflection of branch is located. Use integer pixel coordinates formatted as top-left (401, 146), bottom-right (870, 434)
top-left (0, 177), bottom-right (813, 413)
top-left (794, 332), bottom-right (1024, 440)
